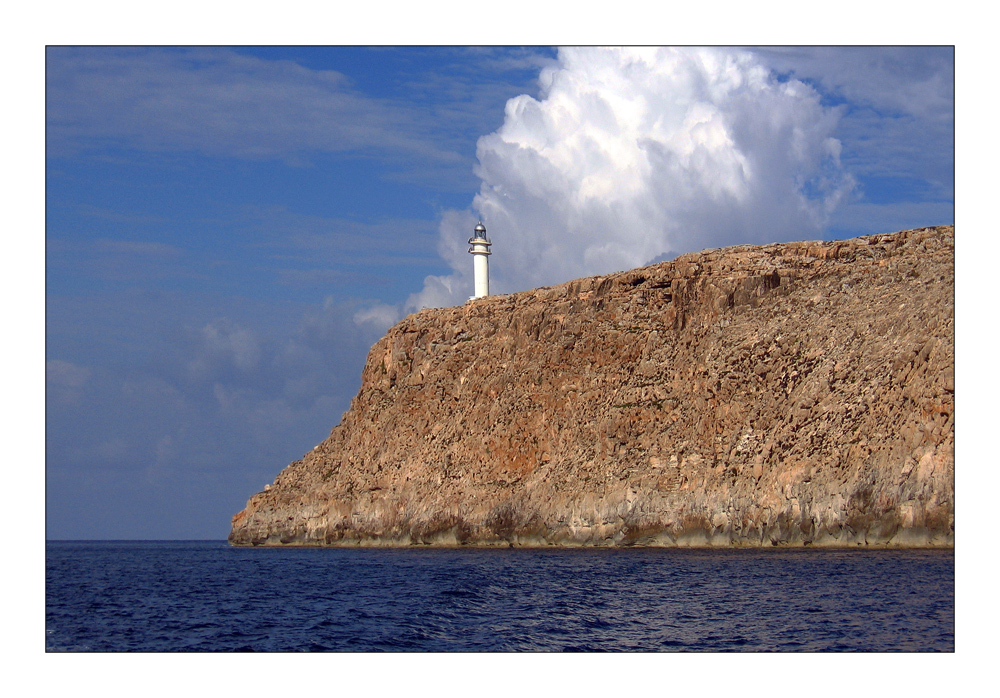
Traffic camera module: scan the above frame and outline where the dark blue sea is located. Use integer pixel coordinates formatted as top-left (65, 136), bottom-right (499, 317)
top-left (45, 541), bottom-right (953, 652)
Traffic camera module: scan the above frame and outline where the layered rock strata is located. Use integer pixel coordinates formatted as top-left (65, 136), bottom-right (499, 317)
top-left (230, 226), bottom-right (954, 547)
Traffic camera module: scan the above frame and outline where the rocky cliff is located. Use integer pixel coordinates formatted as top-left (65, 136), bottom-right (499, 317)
top-left (230, 225), bottom-right (954, 548)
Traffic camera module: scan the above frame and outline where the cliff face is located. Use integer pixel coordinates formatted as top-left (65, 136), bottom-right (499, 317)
top-left (230, 226), bottom-right (954, 548)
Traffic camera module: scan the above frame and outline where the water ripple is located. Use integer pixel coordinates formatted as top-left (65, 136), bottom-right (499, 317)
top-left (46, 542), bottom-right (953, 652)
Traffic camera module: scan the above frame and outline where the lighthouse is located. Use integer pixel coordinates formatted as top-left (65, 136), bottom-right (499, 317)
top-left (468, 220), bottom-right (492, 299)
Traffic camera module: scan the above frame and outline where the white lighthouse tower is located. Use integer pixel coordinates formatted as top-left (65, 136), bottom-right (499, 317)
top-left (468, 220), bottom-right (492, 299)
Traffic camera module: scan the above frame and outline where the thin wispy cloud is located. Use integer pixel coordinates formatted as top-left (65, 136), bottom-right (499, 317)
top-left (47, 237), bottom-right (190, 283)
top-left (757, 47), bottom-right (954, 119)
top-left (47, 47), bottom-right (460, 162)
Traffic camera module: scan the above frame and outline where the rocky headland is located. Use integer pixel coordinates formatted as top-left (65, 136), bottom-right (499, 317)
top-left (230, 225), bottom-right (954, 548)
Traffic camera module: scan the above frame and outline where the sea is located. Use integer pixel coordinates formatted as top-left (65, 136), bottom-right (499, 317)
top-left (45, 540), bottom-right (954, 652)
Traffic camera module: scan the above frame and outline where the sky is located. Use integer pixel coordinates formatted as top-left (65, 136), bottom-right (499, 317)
top-left (45, 45), bottom-right (955, 540)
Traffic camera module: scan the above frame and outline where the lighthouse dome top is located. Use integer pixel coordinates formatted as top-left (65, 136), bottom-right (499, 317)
top-left (474, 221), bottom-right (487, 236)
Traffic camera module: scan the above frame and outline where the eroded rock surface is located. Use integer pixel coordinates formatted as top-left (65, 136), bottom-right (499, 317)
top-left (230, 226), bottom-right (954, 547)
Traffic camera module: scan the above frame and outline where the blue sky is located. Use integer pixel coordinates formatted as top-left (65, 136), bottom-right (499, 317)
top-left (45, 46), bottom-right (954, 539)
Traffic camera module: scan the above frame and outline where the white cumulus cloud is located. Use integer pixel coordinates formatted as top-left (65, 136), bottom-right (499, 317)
top-left (396, 46), bottom-right (854, 315)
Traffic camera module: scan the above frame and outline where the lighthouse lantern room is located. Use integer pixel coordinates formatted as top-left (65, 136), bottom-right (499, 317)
top-left (468, 221), bottom-right (492, 299)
